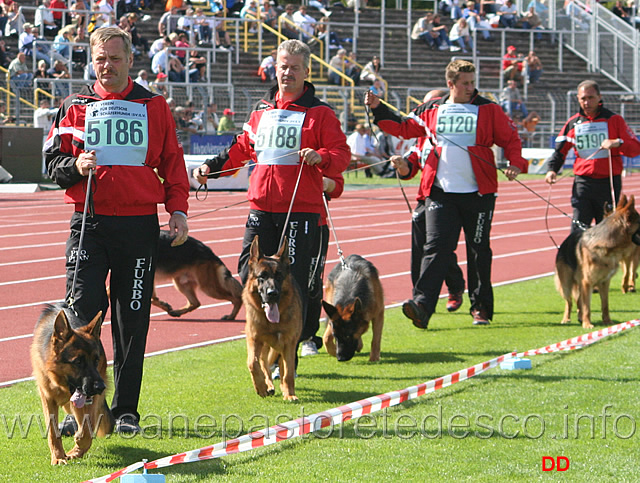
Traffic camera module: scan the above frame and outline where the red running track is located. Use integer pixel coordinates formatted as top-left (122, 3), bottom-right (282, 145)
top-left (3, 175), bottom-right (640, 386)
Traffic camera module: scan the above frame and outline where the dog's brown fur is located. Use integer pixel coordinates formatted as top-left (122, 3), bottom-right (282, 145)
top-left (152, 231), bottom-right (243, 320)
top-left (555, 194), bottom-right (640, 329)
top-left (31, 304), bottom-right (114, 465)
top-left (243, 236), bottom-right (302, 401)
top-left (620, 244), bottom-right (640, 293)
top-left (322, 255), bottom-right (384, 362)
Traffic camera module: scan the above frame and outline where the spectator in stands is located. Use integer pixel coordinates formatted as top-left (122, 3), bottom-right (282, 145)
top-left (449, 17), bottom-right (473, 53)
top-left (308, 0), bottom-right (332, 17)
top-left (279, 4), bottom-right (299, 39)
top-left (240, 1), bottom-right (260, 33)
top-left (217, 107), bottom-right (236, 133)
top-left (527, 0), bottom-right (548, 22)
top-left (328, 48), bottom-right (347, 85)
top-left (612, 0), bottom-right (632, 24)
top-left (9, 52), bottom-right (33, 92)
top-left (96, 0), bottom-right (116, 29)
top-left (521, 111), bottom-right (541, 147)
top-left (292, 5), bottom-right (316, 43)
top-left (149, 71), bottom-right (168, 96)
top-left (48, 58), bottom-right (71, 98)
top-left (410, 12), bottom-right (434, 47)
top-left (158, 5), bottom-right (179, 36)
top-left (360, 55), bottom-right (384, 85)
top-left (261, 1), bottom-right (277, 28)
top-left (34, 97), bottom-right (57, 141)
top-left (35, 58), bottom-right (53, 93)
top-left (431, 13), bottom-right (459, 51)
top-left (524, 50), bottom-right (543, 83)
top-left (53, 25), bottom-right (75, 62)
top-left (500, 79), bottom-right (528, 121)
top-left (165, 0), bottom-right (184, 13)
top-left (371, 78), bottom-right (385, 97)
top-left (316, 16), bottom-right (342, 51)
top-left (72, 25), bottom-right (89, 69)
top-left (463, 1), bottom-right (493, 40)
top-left (502, 45), bottom-right (524, 85)
top-left (128, 13), bottom-right (149, 54)
top-left (480, 0), bottom-right (497, 15)
top-left (177, 7), bottom-right (195, 36)
top-left (497, 0), bottom-right (519, 28)
top-left (346, 123), bottom-right (384, 177)
top-left (20, 23), bottom-right (51, 67)
top-left (193, 7), bottom-right (212, 44)
top-left (49, 0), bottom-right (66, 30)
top-left (345, 51), bottom-right (361, 85)
top-left (35, 0), bottom-right (58, 39)
top-left (4, 1), bottom-right (24, 38)
top-left (202, 102), bottom-right (219, 132)
top-left (134, 68), bottom-right (149, 88)
top-left (69, 0), bottom-right (87, 32)
top-left (258, 48), bottom-right (277, 82)
top-left (151, 37), bottom-right (181, 79)
top-left (212, 11), bottom-right (233, 51)
top-left (188, 48), bottom-right (207, 82)
top-left (521, 5), bottom-right (543, 38)
top-left (0, 39), bottom-right (10, 68)
top-left (173, 32), bottom-right (190, 64)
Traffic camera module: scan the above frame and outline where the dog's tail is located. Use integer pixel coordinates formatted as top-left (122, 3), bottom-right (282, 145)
top-left (97, 400), bottom-right (115, 437)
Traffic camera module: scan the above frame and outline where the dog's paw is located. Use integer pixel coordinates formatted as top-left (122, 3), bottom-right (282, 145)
top-left (51, 456), bottom-right (68, 465)
top-left (283, 395), bottom-right (299, 402)
top-left (582, 321), bottom-right (594, 330)
top-left (66, 446), bottom-right (87, 460)
top-left (369, 354), bottom-right (381, 362)
top-left (560, 319), bottom-right (570, 325)
top-left (267, 387), bottom-right (275, 396)
top-left (221, 314), bottom-right (235, 321)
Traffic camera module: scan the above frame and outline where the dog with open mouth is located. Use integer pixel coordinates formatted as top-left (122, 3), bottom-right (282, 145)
top-left (31, 303), bottom-right (114, 464)
top-left (242, 235), bottom-right (302, 401)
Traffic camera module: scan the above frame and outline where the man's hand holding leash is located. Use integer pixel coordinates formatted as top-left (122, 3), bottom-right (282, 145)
top-left (389, 155), bottom-right (410, 177)
top-left (503, 165), bottom-right (521, 181)
top-left (76, 150), bottom-right (96, 176)
top-left (364, 91), bottom-right (381, 109)
top-left (300, 147), bottom-right (322, 166)
top-left (168, 212), bottom-right (188, 247)
top-left (194, 164), bottom-right (209, 185)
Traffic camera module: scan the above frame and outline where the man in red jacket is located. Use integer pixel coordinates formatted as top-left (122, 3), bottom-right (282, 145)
top-left (545, 80), bottom-right (640, 234)
top-left (195, 39), bottom-right (350, 360)
top-left (365, 59), bottom-right (527, 327)
top-left (45, 27), bottom-right (189, 434)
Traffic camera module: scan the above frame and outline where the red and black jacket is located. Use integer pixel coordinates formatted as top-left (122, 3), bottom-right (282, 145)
top-left (204, 81), bottom-right (350, 215)
top-left (548, 103), bottom-right (640, 178)
top-left (45, 78), bottom-right (189, 217)
top-left (371, 89), bottom-right (528, 196)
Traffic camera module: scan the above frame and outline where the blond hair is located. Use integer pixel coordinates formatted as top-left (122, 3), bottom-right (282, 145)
top-left (445, 59), bottom-right (476, 84)
top-left (90, 27), bottom-right (132, 58)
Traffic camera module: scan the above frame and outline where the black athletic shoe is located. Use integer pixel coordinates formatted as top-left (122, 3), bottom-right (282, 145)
top-left (115, 414), bottom-right (141, 435)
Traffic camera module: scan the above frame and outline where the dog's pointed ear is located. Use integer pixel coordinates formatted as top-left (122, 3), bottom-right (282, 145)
top-left (276, 236), bottom-right (287, 260)
top-left (353, 297), bottom-right (362, 314)
top-left (249, 235), bottom-right (261, 262)
top-left (85, 311), bottom-right (104, 340)
top-left (618, 194), bottom-right (628, 211)
top-left (322, 300), bottom-right (337, 319)
top-left (53, 310), bottom-right (73, 344)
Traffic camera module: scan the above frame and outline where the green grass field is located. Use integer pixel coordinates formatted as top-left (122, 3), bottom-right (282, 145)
top-left (2, 274), bottom-right (639, 482)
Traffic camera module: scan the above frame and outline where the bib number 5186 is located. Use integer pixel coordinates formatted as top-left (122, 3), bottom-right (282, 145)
top-left (86, 119), bottom-right (145, 146)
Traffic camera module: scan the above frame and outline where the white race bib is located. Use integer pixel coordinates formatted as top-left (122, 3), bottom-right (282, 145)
top-left (84, 99), bottom-right (149, 166)
top-left (574, 121), bottom-right (608, 160)
top-left (254, 109), bottom-right (305, 165)
top-left (436, 103), bottom-right (478, 148)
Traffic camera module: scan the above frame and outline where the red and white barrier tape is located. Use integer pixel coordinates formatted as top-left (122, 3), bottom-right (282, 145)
top-left (83, 319), bottom-right (640, 483)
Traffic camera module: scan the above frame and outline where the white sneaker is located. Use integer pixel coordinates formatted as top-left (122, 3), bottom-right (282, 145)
top-left (438, 44), bottom-right (449, 51)
top-left (271, 364), bottom-right (280, 379)
top-left (301, 339), bottom-right (318, 357)
top-left (141, 14), bottom-right (151, 22)
top-left (449, 45), bottom-right (461, 52)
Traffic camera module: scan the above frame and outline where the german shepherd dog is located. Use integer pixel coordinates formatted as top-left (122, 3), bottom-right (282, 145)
top-left (555, 194), bottom-right (640, 329)
top-left (152, 230), bottom-right (244, 320)
top-left (30, 303), bottom-right (114, 465)
top-left (322, 255), bottom-right (384, 362)
top-left (243, 235), bottom-right (302, 401)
